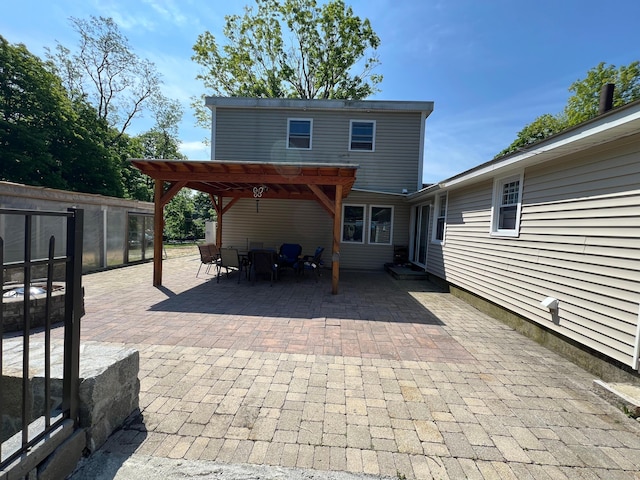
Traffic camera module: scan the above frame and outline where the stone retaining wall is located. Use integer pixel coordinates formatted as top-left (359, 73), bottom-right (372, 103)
top-left (1, 340), bottom-right (139, 479)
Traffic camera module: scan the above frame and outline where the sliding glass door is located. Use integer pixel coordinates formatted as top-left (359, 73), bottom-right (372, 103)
top-left (411, 204), bottom-right (430, 267)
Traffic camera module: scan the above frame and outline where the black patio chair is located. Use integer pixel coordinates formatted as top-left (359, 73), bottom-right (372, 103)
top-left (249, 249), bottom-right (278, 285)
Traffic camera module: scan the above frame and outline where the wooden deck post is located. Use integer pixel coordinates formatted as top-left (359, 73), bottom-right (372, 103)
top-left (216, 195), bottom-right (223, 247)
top-left (153, 179), bottom-right (164, 286)
top-left (332, 184), bottom-right (343, 295)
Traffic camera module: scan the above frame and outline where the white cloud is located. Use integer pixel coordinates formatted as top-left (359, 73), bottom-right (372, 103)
top-left (143, 0), bottom-right (185, 25)
top-left (179, 140), bottom-right (209, 160)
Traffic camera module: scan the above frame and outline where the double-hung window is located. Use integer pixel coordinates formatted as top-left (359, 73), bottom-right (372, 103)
top-left (288, 118), bottom-right (312, 149)
top-left (369, 205), bottom-right (393, 245)
top-left (491, 173), bottom-right (524, 237)
top-left (432, 193), bottom-right (447, 244)
top-left (341, 205), bottom-right (365, 243)
top-left (349, 120), bottom-right (375, 151)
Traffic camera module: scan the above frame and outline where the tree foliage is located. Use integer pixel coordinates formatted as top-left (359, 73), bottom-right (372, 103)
top-left (497, 61), bottom-right (640, 157)
top-left (191, 0), bottom-right (382, 128)
top-left (0, 36), bottom-right (122, 196)
top-left (46, 15), bottom-right (162, 138)
top-left (164, 189), bottom-right (198, 241)
top-left (0, 33), bottom-right (186, 203)
top-left (564, 61), bottom-right (640, 125)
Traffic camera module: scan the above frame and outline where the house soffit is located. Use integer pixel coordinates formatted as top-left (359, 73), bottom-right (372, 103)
top-left (129, 159), bottom-right (358, 201)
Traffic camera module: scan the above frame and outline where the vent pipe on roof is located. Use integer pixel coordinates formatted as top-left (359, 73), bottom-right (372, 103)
top-left (599, 83), bottom-right (615, 114)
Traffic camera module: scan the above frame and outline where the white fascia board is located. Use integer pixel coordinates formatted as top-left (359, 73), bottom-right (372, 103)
top-left (205, 96), bottom-right (434, 115)
top-left (351, 188), bottom-right (408, 197)
top-left (406, 183), bottom-right (441, 202)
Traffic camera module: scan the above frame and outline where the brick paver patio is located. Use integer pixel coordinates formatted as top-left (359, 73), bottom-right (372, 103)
top-left (73, 254), bottom-right (640, 479)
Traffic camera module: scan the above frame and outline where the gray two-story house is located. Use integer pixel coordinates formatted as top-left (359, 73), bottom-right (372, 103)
top-left (205, 96), bottom-right (434, 270)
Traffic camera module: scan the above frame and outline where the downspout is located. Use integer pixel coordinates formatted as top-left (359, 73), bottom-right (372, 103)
top-left (633, 303), bottom-right (640, 371)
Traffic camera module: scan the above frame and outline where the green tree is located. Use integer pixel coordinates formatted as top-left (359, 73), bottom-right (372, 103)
top-left (118, 97), bottom-right (187, 202)
top-left (0, 36), bottom-right (122, 196)
top-left (495, 113), bottom-right (568, 158)
top-left (55, 100), bottom-right (124, 196)
top-left (139, 97), bottom-right (186, 160)
top-left (497, 61), bottom-right (640, 157)
top-left (564, 61), bottom-right (640, 125)
top-left (191, 0), bottom-right (382, 128)
top-left (192, 191), bottom-right (216, 239)
top-left (164, 189), bottom-right (197, 241)
top-left (0, 37), bottom-right (66, 188)
top-left (46, 15), bottom-right (162, 138)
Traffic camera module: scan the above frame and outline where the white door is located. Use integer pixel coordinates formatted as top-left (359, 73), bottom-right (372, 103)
top-left (411, 204), bottom-right (430, 267)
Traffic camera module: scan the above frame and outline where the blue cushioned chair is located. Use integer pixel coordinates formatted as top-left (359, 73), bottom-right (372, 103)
top-left (278, 243), bottom-right (302, 276)
top-left (294, 247), bottom-right (324, 282)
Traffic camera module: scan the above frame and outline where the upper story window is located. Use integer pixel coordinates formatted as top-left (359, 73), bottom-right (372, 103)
top-left (288, 118), bottom-right (312, 149)
top-left (369, 205), bottom-right (393, 245)
top-left (432, 192), bottom-right (447, 244)
top-left (491, 172), bottom-right (524, 237)
top-left (349, 120), bottom-right (376, 151)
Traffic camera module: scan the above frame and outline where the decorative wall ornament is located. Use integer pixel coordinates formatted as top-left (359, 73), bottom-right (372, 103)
top-left (253, 185), bottom-right (268, 213)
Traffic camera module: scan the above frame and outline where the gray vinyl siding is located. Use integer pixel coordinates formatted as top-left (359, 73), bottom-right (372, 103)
top-left (220, 198), bottom-right (333, 259)
top-left (219, 192), bottom-right (410, 271)
top-left (428, 135), bottom-right (640, 367)
top-left (340, 191), bottom-right (411, 270)
top-left (214, 108), bottom-right (422, 193)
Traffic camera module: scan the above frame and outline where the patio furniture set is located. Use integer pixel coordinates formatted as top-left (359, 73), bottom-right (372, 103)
top-left (197, 243), bottom-right (324, 285)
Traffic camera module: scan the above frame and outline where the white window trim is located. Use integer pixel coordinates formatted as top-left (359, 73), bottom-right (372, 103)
top-left (341, 203), bottom-right (366, 244)
top-left (368, 205), bottom-right (394, 245)
top-left (490, 172), bottom-right (524, 238)
top-left (431, 192), bottom-right (448, 245)
top-left (287, 118), bottom-right (313, 150)
top-left (348, 119), bottom-right (376, 152)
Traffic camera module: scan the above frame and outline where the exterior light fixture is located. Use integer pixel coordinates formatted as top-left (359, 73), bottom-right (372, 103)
top-left (540, 296), bottom-right (559, 310)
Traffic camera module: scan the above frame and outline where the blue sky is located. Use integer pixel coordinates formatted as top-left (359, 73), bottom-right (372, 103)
top-left (2, 0), bottom-right (639, 184)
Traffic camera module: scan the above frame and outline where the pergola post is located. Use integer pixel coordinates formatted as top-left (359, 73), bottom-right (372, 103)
top-left (215, 196), bottom-right (222, 248)
top-left (332, 184), bottom-right (343, 295)
top-left (153, 179), bottom-right (164, 286)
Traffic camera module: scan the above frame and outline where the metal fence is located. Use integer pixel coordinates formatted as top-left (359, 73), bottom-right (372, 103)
top-left (1, 208), bottom-right (83, 470)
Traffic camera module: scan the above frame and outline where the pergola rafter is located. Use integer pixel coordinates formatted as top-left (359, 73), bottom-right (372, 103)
top-left (130, 159), bottom-right (358, 294)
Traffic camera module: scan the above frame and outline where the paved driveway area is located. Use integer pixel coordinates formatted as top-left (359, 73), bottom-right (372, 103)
top-left (72, 255), bottom-right (640, 479)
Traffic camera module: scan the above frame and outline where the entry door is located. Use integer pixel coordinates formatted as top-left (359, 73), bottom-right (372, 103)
top-left (411, 204), bottom-right (430, 267)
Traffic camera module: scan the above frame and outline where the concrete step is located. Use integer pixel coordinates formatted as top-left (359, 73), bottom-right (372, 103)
top-left (384, 263), bottom-right (428, 280)
top-left (593, 380), bottom-right (640, 419)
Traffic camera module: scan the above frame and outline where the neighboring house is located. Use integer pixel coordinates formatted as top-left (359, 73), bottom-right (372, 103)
top-left (205, 97), bottom-right (434, 269)
top-left (407, 99), bottom-right (640, 376)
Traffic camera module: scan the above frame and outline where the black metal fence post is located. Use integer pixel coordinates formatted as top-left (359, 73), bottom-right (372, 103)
top-left (62, 208), bottom-right (83, 425)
